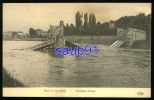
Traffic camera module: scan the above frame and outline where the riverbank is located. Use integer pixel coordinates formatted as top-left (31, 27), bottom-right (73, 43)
top-left (3, 35), bottom-right (118, 45)
top-left (3, 68), bottom-right (24, 87)
top-left (65, 35), bottom-right (118, 45)
top-left (3, 36), bottom-right (151, 49)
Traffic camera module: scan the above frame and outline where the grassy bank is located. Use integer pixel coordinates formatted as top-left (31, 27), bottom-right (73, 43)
top-left (65, 35), bottom-right (117, 45)
top-left (3, 35), bottom-right (118, 45)
top-left (3, 36), bottom-right (150, 49)
top-left (3, 68), bottom-right (24, 87)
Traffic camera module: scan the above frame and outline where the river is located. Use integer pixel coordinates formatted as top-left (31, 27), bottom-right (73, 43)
top-left (3, 41), bottom-right (151, 87)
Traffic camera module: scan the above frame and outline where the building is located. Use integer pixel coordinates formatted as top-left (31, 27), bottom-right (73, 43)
top-left (48, 21), bottom-right (65, 48)
top-left (117, 27), bottom-right (146, 46)
top-left (17, 32), bottom-right (29, 38)
top-left (36, 30), bottom-right (48, 37)
top-left (3, 31), bottom-right (24, 38)
top-left (49, 21), bottom-right (64, 39)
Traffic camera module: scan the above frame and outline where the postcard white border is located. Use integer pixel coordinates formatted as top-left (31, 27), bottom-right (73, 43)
top-left (3, 88), bottom-right (151, 97)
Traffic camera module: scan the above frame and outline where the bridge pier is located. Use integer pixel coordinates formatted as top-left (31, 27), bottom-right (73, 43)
top-left (49, 21), bottom-right (65, 49)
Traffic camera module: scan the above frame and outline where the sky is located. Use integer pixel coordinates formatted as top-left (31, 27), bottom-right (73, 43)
top-left (3, 3), bottom-right (151, 33)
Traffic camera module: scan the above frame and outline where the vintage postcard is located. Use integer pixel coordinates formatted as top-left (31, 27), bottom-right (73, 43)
top-left (3, 3), bottom-right (151, 97)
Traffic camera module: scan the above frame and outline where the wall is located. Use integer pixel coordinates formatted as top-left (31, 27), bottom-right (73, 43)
top-left (117, 27), bottom-right (146, 46)
top-left (127, 28), bottom-right (146, 41)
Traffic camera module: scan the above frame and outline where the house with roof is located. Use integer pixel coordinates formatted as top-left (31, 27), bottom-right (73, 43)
top-left (3, 31), bottom-right (24, 38)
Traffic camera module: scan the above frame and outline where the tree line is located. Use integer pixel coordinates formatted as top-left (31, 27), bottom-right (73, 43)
top-left (29, 11), bottom-right (151, 41)
top-left (64, 11), bottom-right (116, 36)
top-left (64, 12), bottom-right (151, 41)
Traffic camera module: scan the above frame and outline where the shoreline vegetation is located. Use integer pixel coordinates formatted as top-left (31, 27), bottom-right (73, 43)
top-left (3, 68), bottom-right (24, 87)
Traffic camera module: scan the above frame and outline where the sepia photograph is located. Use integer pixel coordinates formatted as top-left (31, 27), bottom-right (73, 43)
top-left (3, 3), bottom-right (151, 97)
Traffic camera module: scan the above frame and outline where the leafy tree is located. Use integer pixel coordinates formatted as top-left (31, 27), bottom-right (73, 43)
top-left (89, 13), bottom-right (96, 35)
top-left (35, 29), bottom-right (43, 31)
top-left (144, 14), bottom-right (151, 41)
top-left (96, 22), bottom-right (101, 28)
top-left (101, 22), bottom-right (109, 29)
top-left (83, 13), bottom-right (89, 34)
top-left (115, 13), bottom-right (146, 29)
top-left (96, 22), bottom-right (102, 35)
top-left (115, 16), bottom-right (133, 28)
top-left (130, 13), bottom-right (146, 29)
top-left (29, 28), bottom-right (36, 38)
top-left (75, 11), bottom-right (83, 33)
top-left (70, 23), bottom-right (75, 28)
top-left (64, 23), bottom-right (77, 36)
top-left (66, 23), bottom-right (69, 27)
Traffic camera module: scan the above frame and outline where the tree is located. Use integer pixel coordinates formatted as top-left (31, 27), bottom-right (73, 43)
top-left (83, 13), bottom-right (89, 34)
top-left (66, 23), bottom-right (69, 27)
top-left (89, 13), bottom-right (96, 35)
top-left (126, 13), bottom-right (146, 29)
top-left (75, 11), bottom-right (83, 34)
top-left (70, 23), bottom-right (75, 28)
top-left (115, 13), bottom-right (146, 29)
top-left (96, 22), bottom-right (102, 35)
top-left (29, 28), bottom-right (36, 38)
top-left (64, 23), bottom-right (77, 36)
top-left (101, 22), bottom-right (109, 29)
top-left (144, 14), bottom-right (151, 41)
top-left (96, 22), bottom-right (101, 28)
top-left (35, 29), bottom-right (43, 31)
top-left (115, 16), bottom-right (133, 28)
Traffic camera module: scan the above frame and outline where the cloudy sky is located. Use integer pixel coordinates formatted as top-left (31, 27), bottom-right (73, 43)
top-left (3, 3), bottom-right (151, 33)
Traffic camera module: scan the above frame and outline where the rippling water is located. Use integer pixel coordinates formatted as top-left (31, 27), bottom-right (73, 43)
top-left (3, 41), bottom-right (151, 87)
